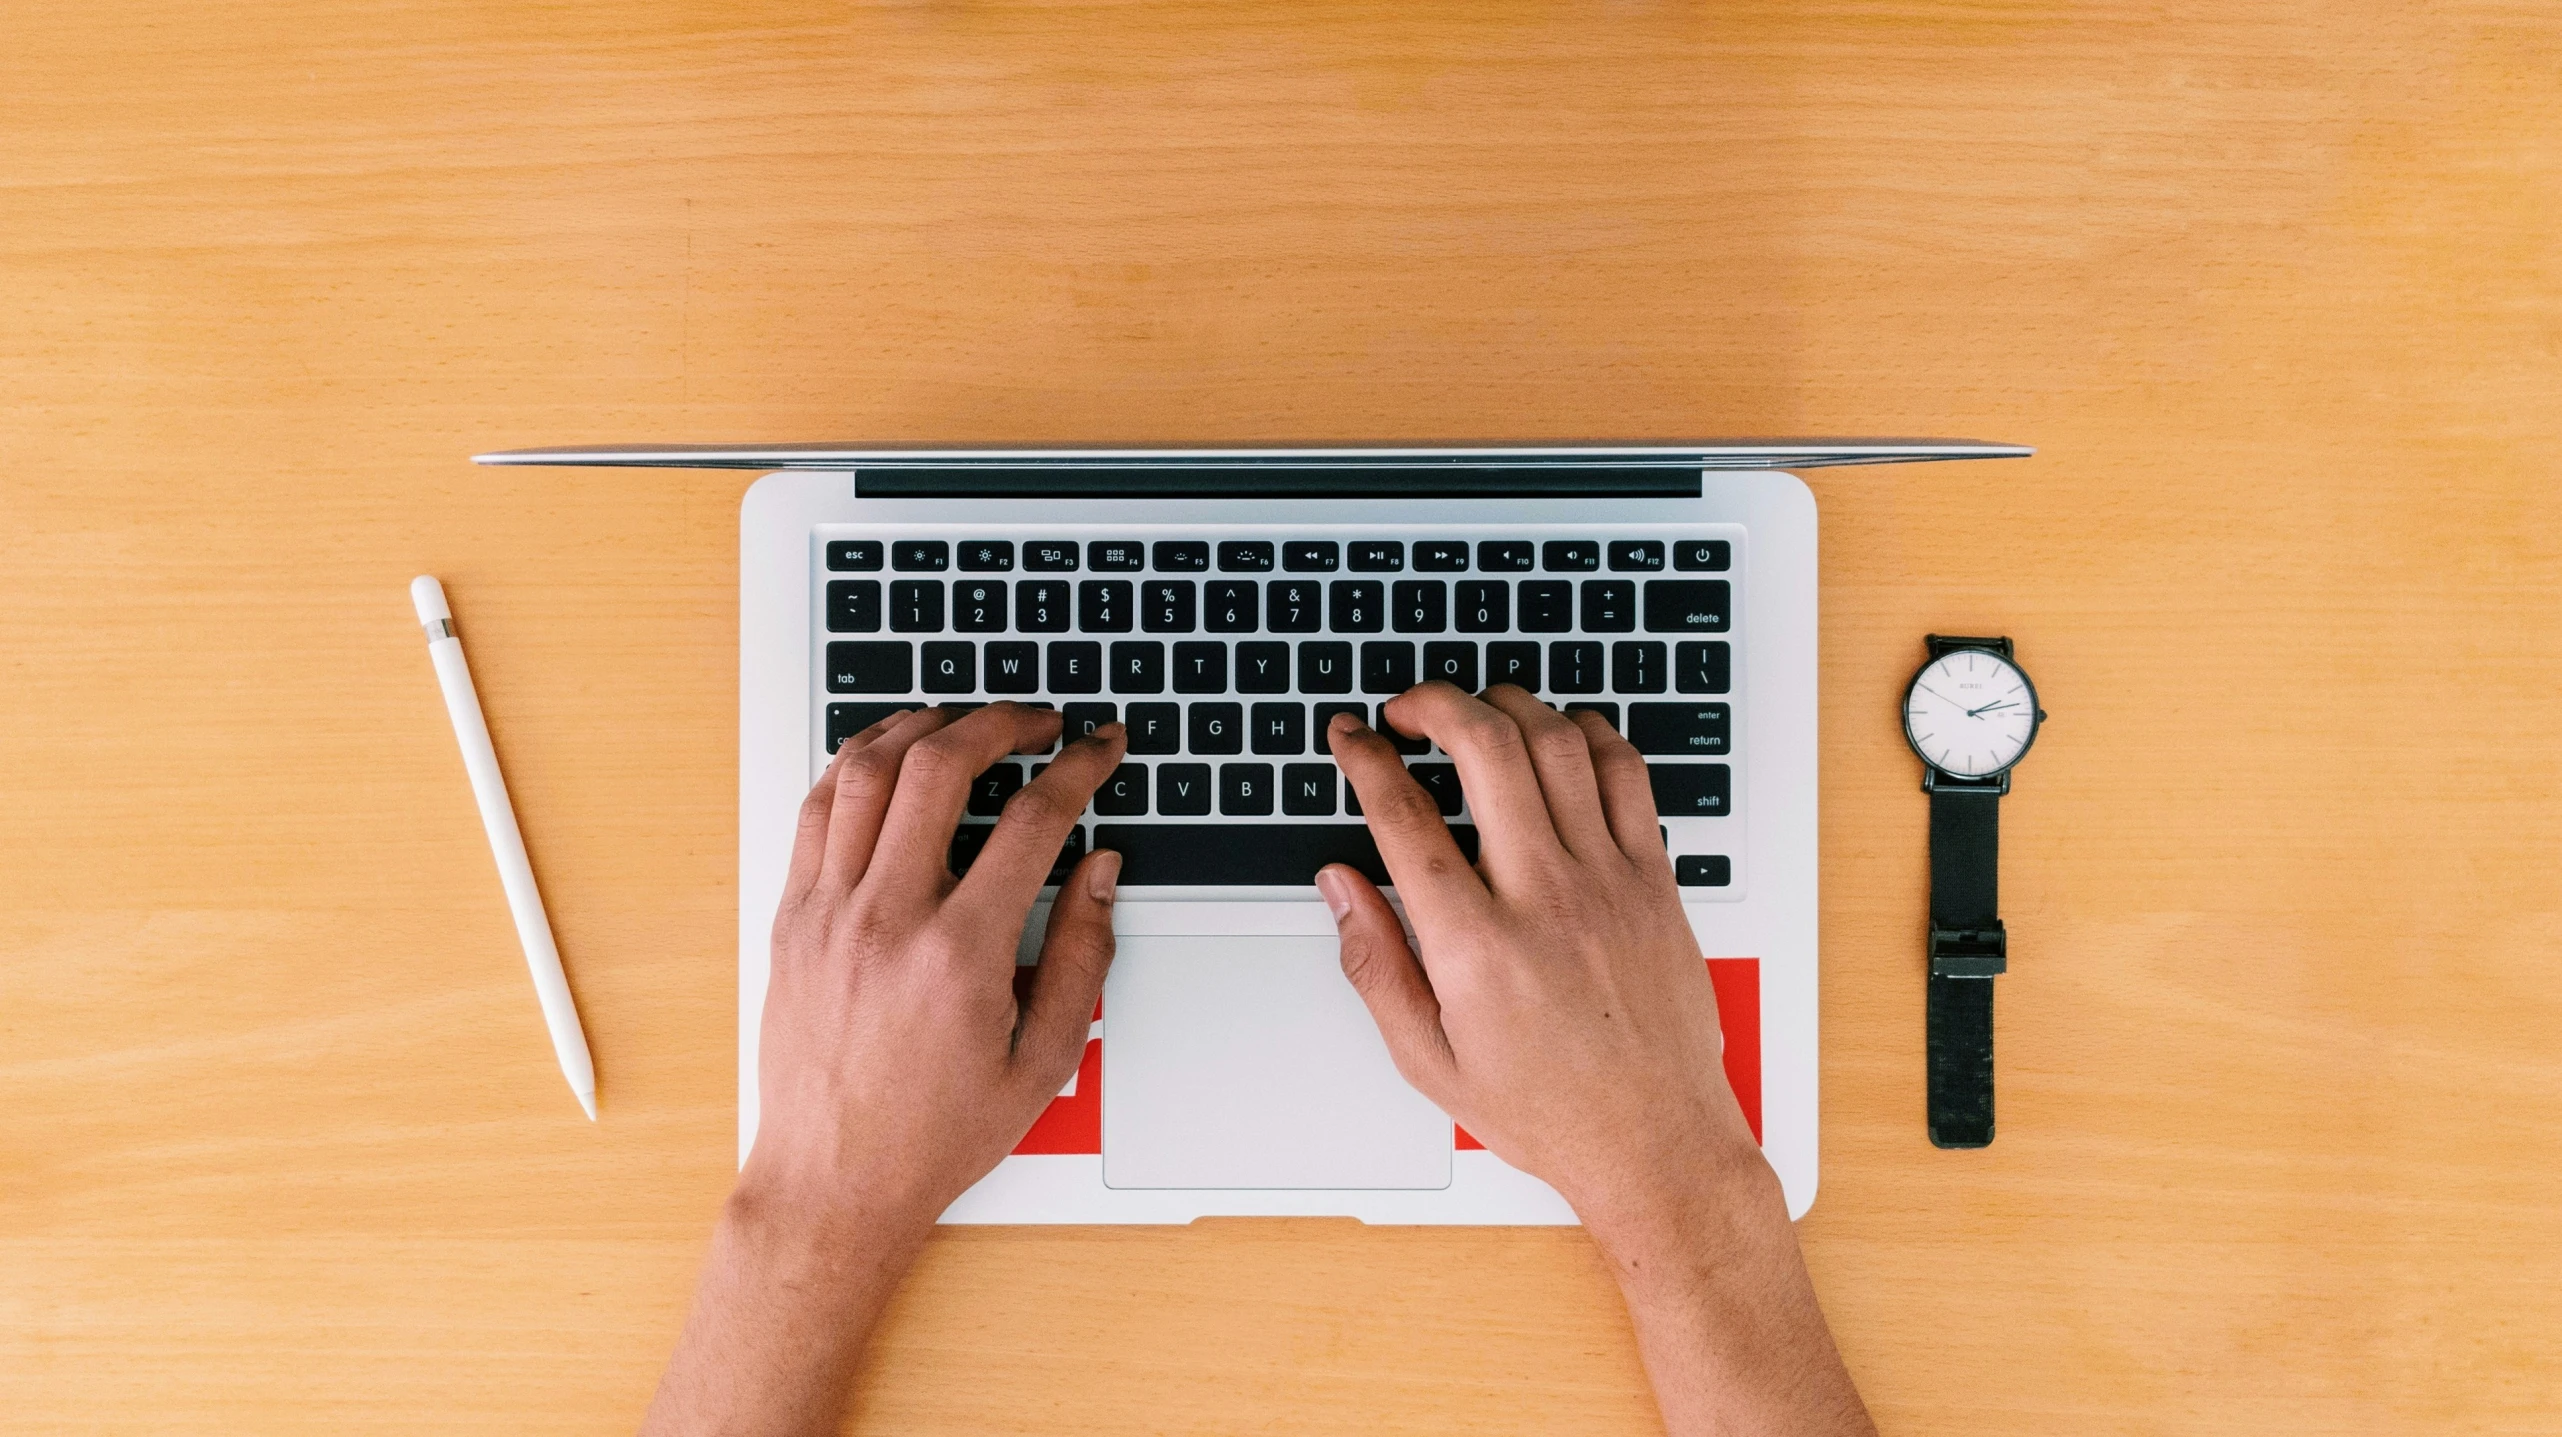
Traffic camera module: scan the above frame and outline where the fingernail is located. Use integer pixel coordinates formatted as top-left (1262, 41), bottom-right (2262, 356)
top-left (1313, 866), bottom-right (1352, 921)
top-left (1086, 850), bottom-right (1122, 902)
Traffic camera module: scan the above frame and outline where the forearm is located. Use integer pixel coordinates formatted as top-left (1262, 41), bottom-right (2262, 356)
top-left (1581, 1160), bottom-right (1875, 1437)
top-left (639, 1180), bottom-right (932, 1437)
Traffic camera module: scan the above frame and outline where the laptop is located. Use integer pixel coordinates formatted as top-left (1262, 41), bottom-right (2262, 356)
top-left (476, 441), bottom-right (2030, 1222)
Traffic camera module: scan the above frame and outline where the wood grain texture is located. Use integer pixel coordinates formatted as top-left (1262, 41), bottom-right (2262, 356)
top-left (4, 0), bottom-right (2559, 1431)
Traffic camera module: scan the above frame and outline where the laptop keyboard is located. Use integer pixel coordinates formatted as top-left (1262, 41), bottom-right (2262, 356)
top-left (814, 527), bottom-right (1738, 893)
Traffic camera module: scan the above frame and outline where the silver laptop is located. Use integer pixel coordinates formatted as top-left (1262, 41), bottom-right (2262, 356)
top-left (477, 441), bottom-right (2028, 1222)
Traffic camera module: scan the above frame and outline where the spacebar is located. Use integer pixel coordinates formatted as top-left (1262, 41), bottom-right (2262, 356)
top-left (1093, 824), bottom-right (1481, 888)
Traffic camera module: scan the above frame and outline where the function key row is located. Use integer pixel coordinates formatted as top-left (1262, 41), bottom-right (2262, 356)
top-left (825, 537), bottom-right (1732, 574)
top-left (827, 577), bottom-right (1730, 635)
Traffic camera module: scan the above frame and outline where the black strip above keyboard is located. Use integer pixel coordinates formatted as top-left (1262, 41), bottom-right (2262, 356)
top-left (1094, 823), bottom-right (1481, 886)
top-left (853, 466), bottom-right (1704, 499)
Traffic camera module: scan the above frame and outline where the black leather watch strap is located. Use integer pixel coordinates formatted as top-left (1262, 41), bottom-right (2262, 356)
top-left (1927, 787), bottom-right (2003, 1147)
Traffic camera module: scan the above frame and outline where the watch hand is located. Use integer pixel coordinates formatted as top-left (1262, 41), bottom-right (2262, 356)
top-left (1918, 683), bottom-right (1964, 707)
top-left (1966, 699), bottom-right (2017, 717)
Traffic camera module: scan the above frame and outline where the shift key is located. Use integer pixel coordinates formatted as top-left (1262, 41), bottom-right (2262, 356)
top-left (826, 641), bottom-right (913, 693)
top-left (1647, 763), bottom-right (1730, 817)
top-left (1627, 703), bottom-right (1731, 756)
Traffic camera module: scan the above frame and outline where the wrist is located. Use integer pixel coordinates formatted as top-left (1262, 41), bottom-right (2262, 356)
top-left (724, 1157), bottom-right (939, 1281)
top-left (1572, 1146), bottom-right (1792, 1294)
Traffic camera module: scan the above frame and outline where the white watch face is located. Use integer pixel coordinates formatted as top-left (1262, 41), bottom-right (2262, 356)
top-left (1904, 649), bottom-right (2039, 777)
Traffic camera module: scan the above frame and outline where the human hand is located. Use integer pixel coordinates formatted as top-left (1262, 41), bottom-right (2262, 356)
top-left (745, 702), bottom-right (1126, 1232)
top-left (1315, 684), bottom-right (1761, 1233)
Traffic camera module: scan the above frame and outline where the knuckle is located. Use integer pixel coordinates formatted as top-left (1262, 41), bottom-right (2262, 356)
top-left (897, 738), bottom-right (969, 787)
top-left (1003, 785), bottom-right (1079, 831)
top-left (1529, 725), bottom-right (1591, 769)
top-left (838, 747), bottom-right (900, 793)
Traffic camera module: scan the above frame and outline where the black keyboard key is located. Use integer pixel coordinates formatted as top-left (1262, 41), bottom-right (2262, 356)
top-left (1088, 541), bottom-right (1145, 572)
top-left (1392, 580), bottom-right (1446, 633)
top-left (1550, 640), bottom-right (1604, 693)
top-left (1218, 541), bottom-right (1275, 572)
top-left (1609, 540), bottom-right (1666, 572)
top-left (1478, 540), bottom-right (1534, 572)
top-left (1079, 580), bottom-right (1133, 632)
top-left (1283, 541), bottom-right (1340, 572)
top-left (1544, 540), bottom-right (1599, 572)
top-left (1628, 702), bottom-right (1730, 755)
top-left (1455, 580), bottom-right (1507, 633)
top-left (893, 540), bottom-right (950, 572)
top-left (890, 580), bottom-right (944, 632)
top-left (1582, 580), bottom-right (1636, 632)
top-left (1111, 641), bottom-right (1164, 694)
top-left (1016, 580), bottom-right (1070, 632)
top-left (826, 539), bottom-right (884, 572)
top-left (1153, 541), bottom-right (1210, 572)
top-left (826, 641), bottom-right (911, 693)
top-left (1096, 823), bottom-right (1481, 887)
top-left (1299, 641), bottom-right (1354, 693)
top-left (1024, 541), bottom-right (1079, 572)
top-left (1676, 854), bottom-right (1732, 887)
top-left (1235, 641), bottom-right (1290, 693)
top-left (1361, 641), bottom-right (1416, 694)
top-left (1205, 580), bottom-right (1259, 632)
top-left (1565, 701), bottom-right (1619, 731)
top-left (1414, 540), bottom-right (1469, 572)
top-left (1172, 641), bottom-right (1228, 693)
top-left (1409, 763), bottom-right (1464, 816)
top-left (1047, 824), bottom-right (1089, 884)
top-left (1520, 580), bottom-right (1572, 632)
top-left (1348, 540), bottom-right (1404, 572)
top-left (984, 641), bottom-right (1039, 693)
top-left (1063, 702), bottom-right (1118, 740)
top-left (1142, 580), bottom-right (1197, 632)
top-left (952, 579), bottom-right (1007, 633)
top-left (1644, 580), bottom-right (1730, 632)
top-left (1612, 640), bottom-right (1667, 693)
top-left (947, 823), bottom-right (990, 876)
top-left (1189, 701), bottom-right (1243, 754)
top-left (1156, 763), bottom-right (1214, 815)
top-left (1485, 641), bottom-right (1541, 690)
top-left (1330, 580), bottom-right (1384, 632)
top-left (1675, 641), bottom-right (1732, 694)
top-left (825, 701), bottom-right (922, 751)
top-left (1251, 701), bottom-right (1305, 755)
top-left (1674, 539), bottom-right (1732, 572)
top-left (1423, 641), bottom-right (1477, 691)
top-left (1126, 702), bottom-right (1181, 754)
top-left (1649, 763), bottom-right (1731, 816)
top-left (968, 762), bottom-right (1024, 816)
top-left (1267, 579), bottom-right (1323, 632)
top-left (1047, 641), bottom-right (1103, 693)
top-left (959, 539), bottom-right (1015, 572)
top-left (1282, 763), bottom-right (1338, 815)
top-left (921, 641), bottom-right (976, 693)
top-left (1094, 763), bottom-right (1149, 815)
top-left (1220, 763), bottom-right (1275, 815)
top-left (1313, 701), bottom-right (1368, 749)
top-left (826, 580), bottom-right (882, 633)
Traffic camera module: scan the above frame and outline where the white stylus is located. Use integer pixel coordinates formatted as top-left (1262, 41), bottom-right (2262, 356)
top-left (412, 576), bottom-right (598, 1120)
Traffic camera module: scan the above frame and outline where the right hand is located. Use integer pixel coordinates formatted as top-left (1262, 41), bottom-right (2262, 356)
top-left (1315, 684), bottom-right (1767, 1229)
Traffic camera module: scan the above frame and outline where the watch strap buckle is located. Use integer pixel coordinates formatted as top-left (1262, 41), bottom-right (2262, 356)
top-left (1929, 923), bottom-right (2008, 978)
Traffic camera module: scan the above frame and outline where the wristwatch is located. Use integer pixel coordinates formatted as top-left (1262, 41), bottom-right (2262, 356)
top-left (1902, 635), bottom-right (2045, 1149)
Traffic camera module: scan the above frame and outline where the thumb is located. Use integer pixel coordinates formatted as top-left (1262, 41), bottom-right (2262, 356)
top-left (1018, 848), bottom-right (1119, 1095)
top-left (1315, 864), bottom-right (1456, 1101)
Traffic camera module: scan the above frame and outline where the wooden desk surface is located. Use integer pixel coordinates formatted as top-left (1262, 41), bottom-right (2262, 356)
top-left (6, 1), bottom-right (2558, 1430)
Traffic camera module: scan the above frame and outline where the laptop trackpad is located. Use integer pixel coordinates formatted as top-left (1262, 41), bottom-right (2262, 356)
top-left (1101, 936), bottom-right (1452, 1190)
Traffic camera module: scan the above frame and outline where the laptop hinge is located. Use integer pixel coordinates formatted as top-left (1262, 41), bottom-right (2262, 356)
top-left (849, 464), bottom-right (1704, 500)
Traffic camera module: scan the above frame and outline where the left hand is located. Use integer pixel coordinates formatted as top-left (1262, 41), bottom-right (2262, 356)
top-left (744, 702), bottom-right (1126, 1230)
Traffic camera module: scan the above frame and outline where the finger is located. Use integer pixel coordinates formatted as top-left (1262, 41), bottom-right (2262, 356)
top-left (782, 752), bottom-right (846, 906)
top-left (867, 703), bottom-right (1068, 898)
top-left (1377, 682), bottom-right (1564, 880)
top-left (819, 706), bottom-right (958, 892)
top-left (953, 723), bottom-right (1128, 931)
top-left (1326, 712), bottom-right (1489, 929)
top-left (1315, 864), bottom-right (1456, 1103)
top-left (1015, 849), bottom-right (1121, 1097)
top-left (1478, 685), bottom-right (1622, 863)
top-left (1573, 709), bottom-right (1675, 869)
